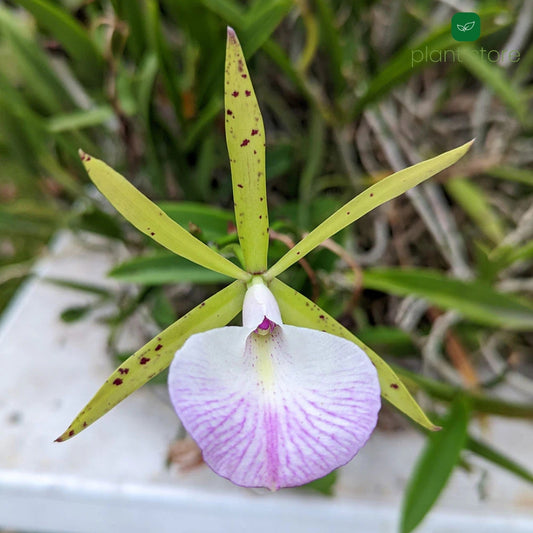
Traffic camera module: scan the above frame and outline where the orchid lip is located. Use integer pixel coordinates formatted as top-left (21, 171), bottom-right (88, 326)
top-left (168, 283), bottom-right (381, 490)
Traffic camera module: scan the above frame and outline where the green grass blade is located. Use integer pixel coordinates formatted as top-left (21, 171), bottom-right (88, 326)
top-left (55, 281), bottom-right (246, 441)
top-left (266, 140), bottom-right (473, 280)
top-left (46, 106), bottom-right (115, 133)
top-left (15, 0), bottom-right (103, 85)
top-left (109, 253), bottom-right (233, 285)
top-left (241, 0), bottom-right (292, 56)
top-left (467, 436), bottom-right (533, 485)
top-left (363, 268), bottom-right (533, 330)
top-left (79, 151), bottom-right (249, 281)
top-left (158, 201), bottom-right (234, 243)
top-left (269, 278), bottom-right (438, 431)
top-left (459, 45), bottom-right (527, 123)
top-left (486, 166), bottom-right (533, 187)
top-left (393, 366), bottom-right (533, 419)
top-left (225, 28), bottom-right (269, 273)
top-left (400, 398), bottom-right (470, 533)
top-left (446, 177), bottom-right (505, 244)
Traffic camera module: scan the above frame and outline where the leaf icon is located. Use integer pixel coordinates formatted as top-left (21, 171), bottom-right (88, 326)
top-left (463, 21), bottom-right (476, 31)
top-left (456, 24), bottom-right (465, 32)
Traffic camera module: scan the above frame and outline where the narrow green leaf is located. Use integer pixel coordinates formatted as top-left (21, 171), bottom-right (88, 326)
top-left (0, 6), bottom-right (72, 112)
top-left (60, 305), bottom-right (92, 323)
top-left (446, 177), bottom-right (505, 244)
top-left (46, 107), bottom-right (115, 133)
top-left (225, 28), bottom-right (269, 273)
top-left (269, 278), bottom-right (438, 431)
top-left (78, 151), bottom-right (250, 281)
top-left (266, 141), bottom-right (473, 280)
top-left (241, 0), bottom-right (293, 56)
top-left (158, 201), bottom-right (234, 243)
top-left (43, 278), bottom-right (111, 297)
top-left (487, 166), bottom-right (533, 187)
top-left (466, 436), bottom-right (533, 485)
top-left (400, 398), bottom-right (470, 533)
top-left (15, 0), bottom-right (103, 85)
top-left (363, 268), bottom-right (533, 330)
top-left (109, 253), bottom-right (233, 285)
top-left (459, 45), bottom-right (526, 123)
top-left (393, 366), bottom-right (533, 419)
top-left (55, 281), bottom-right (246, 441)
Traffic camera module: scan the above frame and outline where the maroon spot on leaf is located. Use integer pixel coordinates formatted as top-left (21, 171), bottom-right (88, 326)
top-left (259, 197), bottom-right (264, 201)
top-left (54, 437), bottom-right (64, 443)
top-left (227, 109), bottom-right (233, 115)
top-left (253, 150), bottom-right (257, 154)
top-left (245, 90), bottom-right (251, 97)
top-left (390, 383), bottom-right (399, 389)
top-left (251, 129), bottom-right (259, 136)
top-left (241, 74), bottom-right (247, 78)
top-left (319, 315), bottom-right (325, 319)
top-left (140, 357), bottom-right (150, 365)
top-left (237, 183), bottom-right (244, 188)
top-left (240, 139), bottom-right (250, 147)
top-left (69, 430), bottom-right (75, 437)
top-left (200, 302), bottom-right (205, 307)
top-left (118, 368), bottom-right (129, 375)
top-left (232, 91), bottom-right (239, 97)
top-left (113, 378), bottom-right (123, 386)
top-left (155, 344), bottom-right (163, 351)
top-left (347, 211), bottom-right (350, 215)
top-left (150, 232), bottom-right (155, 236)
top-left (83, 421), bottom-right (87, 427)
top-left (259, 215), bottom-right (262, 219)
top-left (297, 251), bottom-right (301, 255)
top-left (370, 193), bottom-right (374, 197)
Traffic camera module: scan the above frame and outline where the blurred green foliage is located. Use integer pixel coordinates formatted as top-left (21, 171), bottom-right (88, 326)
top-left (1, 0), bottom-right (532, 530)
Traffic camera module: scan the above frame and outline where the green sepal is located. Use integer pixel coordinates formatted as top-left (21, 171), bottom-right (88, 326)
top-left (55, 281), bottom-right (246, 442)
top-left (269, 278), bottom-right (439, 431)
top-left (225, 28), bottom-right (269, 274)
top-left (79, 150), bottom-right (250, 282)
top-left (265, 140), bottom-right (474, 280)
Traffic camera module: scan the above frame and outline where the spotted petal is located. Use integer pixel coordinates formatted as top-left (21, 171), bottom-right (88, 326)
top-left (168, 319), bottom-right (380, 490)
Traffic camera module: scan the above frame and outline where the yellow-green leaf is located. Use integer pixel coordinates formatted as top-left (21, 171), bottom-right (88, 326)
top-left (265, 140), bottom-right (473, 280)
top-left (225, 28), bottom-right (269, 274)
top-left (79, 151), bottom-right (249, 282)
top-left (269, 278), bottom-right (438, 431)
top-left (55, 280), bottom-right (246, 441)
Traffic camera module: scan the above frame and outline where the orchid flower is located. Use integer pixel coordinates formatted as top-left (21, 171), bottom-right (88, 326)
top-left (56, 28), bottom-right (473, 490)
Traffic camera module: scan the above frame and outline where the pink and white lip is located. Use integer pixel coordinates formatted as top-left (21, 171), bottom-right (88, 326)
top-left (168, 281), bottom-right (381, 490)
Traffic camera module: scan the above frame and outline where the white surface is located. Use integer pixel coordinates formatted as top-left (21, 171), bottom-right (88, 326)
top-left (0, 232), bottom-right (532, 532)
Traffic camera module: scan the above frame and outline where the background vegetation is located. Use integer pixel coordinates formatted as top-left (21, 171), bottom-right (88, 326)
top-left (1, 1), bottom-right (532, 531)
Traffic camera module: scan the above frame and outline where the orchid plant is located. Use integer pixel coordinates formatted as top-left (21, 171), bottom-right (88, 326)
top-left (56, 28), bottom-right (472, 490)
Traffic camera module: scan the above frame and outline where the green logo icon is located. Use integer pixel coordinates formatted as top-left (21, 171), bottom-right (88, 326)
top-left (451, 12), bottom-right (480, 41)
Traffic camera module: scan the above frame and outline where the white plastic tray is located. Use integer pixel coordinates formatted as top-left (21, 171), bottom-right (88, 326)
top-left (1, 233), bottom-right (532, 532)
